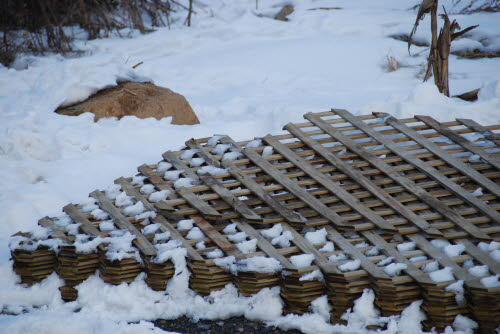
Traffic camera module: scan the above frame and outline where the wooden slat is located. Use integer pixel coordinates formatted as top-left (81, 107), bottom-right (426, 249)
top-left (162, 151), bottom-right (200, 181)
top-left (115, 177), bottom-right (202, 260)
top-left (234, 220), bottom-right (296, 270)
top-left (177, 187), bottom-right (222, 219)
top-left (285, 122), bottom-right (443, 237)
top-left (378, 112), bottom-right (500, 201)
top-left (63, 204), bottom-right (102, 237)
top-left (90, 190), bottom-right (157, 256)
top-left (242, 147), bottom-right (351, 229)
top-left (192, 217), bottom-right (239, 256)
top-left (415, 115), bottom-right (500, 170)
top-left (324, 225), bottom-right (389, 280)
top-left (185, 139), bottom-right (220, 166)
top-left (307, 110), bottom-right (491, 240)
top-left (458, 239), bottom-right (500, 274)
top-left (200, 175), bottom-right (262, 221)
top-left (361, 230), bottom-right (434, 285)
top-left (38, 217), bottom-right (72, 243)
top-left (264, 134), bottom-right (397, 232)
top-left (223, 163), bottom-right (304, 224)
top-left (407, 234), bottom-right (473, 282)
top-left (457, 118), bottom-right (500, 146)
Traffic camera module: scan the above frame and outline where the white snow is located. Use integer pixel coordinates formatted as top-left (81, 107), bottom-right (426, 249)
top-left (422, 261), bottom-right (440, 273)
top-left (471, 187), bottom-right (483, 197)
top-left (384, 263), bottom-right (407, 276)
top-left (490, 249), bottom-right (500, 262)
top-left (140, 184), bottom-right (156, 195)
top-left (443, 244), bottom-right (466, 257)
top-left (115, 192), bottom-right (134, 207)
top-left (189, 158), bottom-right (205, 167)
top-left (207, 135), bottom-right (223, 147)
top-left (222, 223), bottom-right (238, 235)
top-left (156, 162), bottom-right (172, 173)
top-left (227, 231), bottom-right (247, 243)
top-left (179, 149), bottom-right (198, 160)
top-left (105, 184), bottom-right (122, 200)
top-left (319, 242), bottom-right (334, 252)
top-left (328, 252), bottom-right (348, 263)
top-left (262, 146), bottom-right (274, 157)
top-left (237, 256), bottom-right (282, 274)
top-left (236, 239), bottom-right (258, 254)
top-left (409, 256), bottom-right (427, 262)
top-left (173, 177), bottom-right (194, 189)
top-left (339, 259), bottom-right (361, 272)
top-left (222, 152), bottom-right (243, 161)
top-left (290, 254), bottom-right (315, 268)
top-left (445, 280), bottom-right (465, 305)
top-left (90, 208), bottom-right (109, 220)
top-left (304, 228), bottom-right (327, 245)
top-left (185, 227), bottom-right (204, 240)
top-left (480, 274), bottom-right (500, 288)
top-left (153, 231), bottom-right (170, 243)
top-left (377, 257), bottom-right (394, 267)
top-left (430, 239), bottom-right (450, 249)
top-left (131, 175), bottom-right (146, 186)
top-left (468, 265), bottom-right (489, 277)
top-left (122, 201), bottom-right (145, 217)
top-left (164, 170), bottom-right (183, 181)
top-left (142, 223), bottom-right (161, 235)
top-left (99, 220), bottom-right (115, 231)
top-left (271, 231), bottom-right (294, 248)
top-left (245, 140), bottom-right (262, 149)
top-left (299, 269), bottom-right (324, 282)
top-left (429, 267), bottom-right (455, 283)
top-left (195, 241), bottom-right (206, 250)
top-left (205, 248), bottom-right (224, 259)
top-left (80, 197), bottom-right (99, 213)
top-left (148, 190), bottom-right (171, 203)
top-left (397, 242), bottom-right (416, 252)
top-left (365, 247), bottom-right (379, 256)
top-left (177, 219), bottom-right (194, 231)
top-left (260, 224), bottom-right (283, 240)
top-left (2, 0), bottom-right (500, 332)
top-left (211, 144), bottom-right (232, 155)
top-left (197, 165), bottom-right (227, 176)
top-left (135, 211), bottom-right (156, 222)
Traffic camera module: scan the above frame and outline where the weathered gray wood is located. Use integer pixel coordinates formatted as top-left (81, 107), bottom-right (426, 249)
top-left (264, 134), bottom-right (397, 232)
top-left (416, 115), bottom-right (500, 170)
top-left (307, 110), bottom-right (491, 240)
top-left (378, 112), bottom-right (500, 201)
top-left (278, 223), bottom-right (340, 274)
top-left (138, 164), bottom-right (176, 211)
top-left (115, 177), bottom-right (202, 260)
top-left (234, 220), bottom-right (296, 270)
top-left (242, 147), bottom-right (350, 229)
top-left (192, 217), bottom-right (239, 256)
top-left (407, 234), bottom-right (473, 282)
top-left (458, 239), bottom-right (500, 275)
top-left (177, 187), bottom-right (222, 219)
top-left (361, 230), bottom-right (434, 285)
top-left (223, 163), bottom-right (304, 224)
top-left (199, 175), bottom-right (262, 221)
top-left (115, 177), bottom-right (156, 211)
top-left (162, 151), bottom-right (200, 182)
top-left (38, 217), bottom-right (73, 243)
top-left (285, 122), bottom-right (442, 237)
top-left (185, 139), bottom-right (220, 166)
top-left (90, 190), bottom-right (157, 256)
top-left (457, 118), bottom-right (500, 147)
top-left (324, 225), bottom-right (389, 279)
top-left (63, 204), bottom-right (102, 237)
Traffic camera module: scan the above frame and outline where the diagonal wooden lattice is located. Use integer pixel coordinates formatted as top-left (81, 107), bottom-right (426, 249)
top-left (11, 110), bottom-right (500, 333)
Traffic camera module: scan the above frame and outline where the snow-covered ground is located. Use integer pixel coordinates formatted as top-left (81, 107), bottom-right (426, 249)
top-left (0, 0), bottom-right (499, 333)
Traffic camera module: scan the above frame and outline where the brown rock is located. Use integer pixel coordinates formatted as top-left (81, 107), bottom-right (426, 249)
top-left (55, 81), bottom-right (199, 125)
